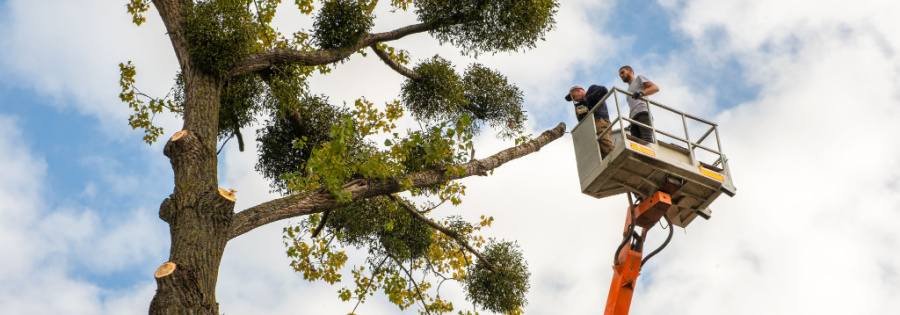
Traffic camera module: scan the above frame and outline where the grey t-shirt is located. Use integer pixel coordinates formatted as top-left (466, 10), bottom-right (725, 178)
top-left (626, 74), bottom-right (651, 118)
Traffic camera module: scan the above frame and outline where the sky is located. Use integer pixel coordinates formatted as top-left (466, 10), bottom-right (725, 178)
top-left (1, 0), bottom-right (899, 314)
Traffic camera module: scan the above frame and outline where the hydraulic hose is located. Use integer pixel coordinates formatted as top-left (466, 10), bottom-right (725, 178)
top-left (614, 193), bottom-right (638, 265)
top-left (641, 215), bottom-right (673, 265)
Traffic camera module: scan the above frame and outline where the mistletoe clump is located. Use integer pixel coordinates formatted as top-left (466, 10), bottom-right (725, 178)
top-left (183, 0), bottom-right (258, 76)
top-left (465, 240), bottom-right (531, 314)
top-left (416, 0), bottom-right (559, 56)
top-left (313, 0), bottom-right (375, 50)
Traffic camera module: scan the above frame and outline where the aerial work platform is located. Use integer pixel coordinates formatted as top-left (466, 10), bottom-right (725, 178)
top-left (572, 87), bottom-right (736, 228)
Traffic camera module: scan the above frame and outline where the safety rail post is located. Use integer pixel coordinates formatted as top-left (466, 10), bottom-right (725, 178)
top-left (613, 89), bottom-right (626, 144)
top-left (713, 127), bottom-right (732, 178)
top-left (680, 113), bottom-right (696, 165)
top-left (644, 92), bottom-right (657, 144)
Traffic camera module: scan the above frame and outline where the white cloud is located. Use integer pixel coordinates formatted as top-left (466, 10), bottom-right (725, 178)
top-left (0, 114), bottom-right (164, 314)
top-left (0, 0), bottom-right (181, 139)
top-left (0, 114), bottom-right (48, 280)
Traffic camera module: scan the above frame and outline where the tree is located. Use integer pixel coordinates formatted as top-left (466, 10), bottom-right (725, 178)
top-left (121, 0), bottom-right (564, 314)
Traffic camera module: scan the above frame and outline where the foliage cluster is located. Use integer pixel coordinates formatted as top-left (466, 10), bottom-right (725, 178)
top-left (119, 61), bottom-right (180, 144)
top-left (218, 74), bottom-right (265, 139)
top-left (465, 241), bottom-right (530, 314)
top-left (415, 0), bottom-right (559, 56)
top-left (313, 0), bottom-right (375, 50)
top-left (402, 57), bottom-right (527, 139)
top-left (286, 199), bottom-right (529, 315)
top-left (256, 94), bottom-right (349, 193)
top-left (182, 0), bottom-right (259, 77)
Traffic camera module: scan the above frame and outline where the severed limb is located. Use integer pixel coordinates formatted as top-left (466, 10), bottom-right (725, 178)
top-left (228, 122), bottom-right (565, 240)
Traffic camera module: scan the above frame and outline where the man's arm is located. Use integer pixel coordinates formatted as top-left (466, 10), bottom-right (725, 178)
top-left (640, 81), bottom-right (659, 96)
top-left (586, 85), bottom-right (609, 106)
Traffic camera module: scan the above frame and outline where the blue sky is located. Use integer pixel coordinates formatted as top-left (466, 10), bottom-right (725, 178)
top-left (2, 0), bottom-right (900, 314)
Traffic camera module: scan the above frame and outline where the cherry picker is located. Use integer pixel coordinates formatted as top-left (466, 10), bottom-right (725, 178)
top-left (570, 88), bottom-right (737, 315)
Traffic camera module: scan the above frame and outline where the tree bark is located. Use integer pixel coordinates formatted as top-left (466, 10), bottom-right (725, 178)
top-left (150, 45), bottom-right (231, 313)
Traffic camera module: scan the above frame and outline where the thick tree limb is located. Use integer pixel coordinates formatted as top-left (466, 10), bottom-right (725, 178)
top-left (388, 195), bottom-right (496, 271)
top-left (228, 23), bottom-right (433, 77)
top-left (227, 122), bottom-right (566, 240)
top-left (371, 45), bottom-right (421, 80)
top-left (151, 0), bottom-right (191, 70)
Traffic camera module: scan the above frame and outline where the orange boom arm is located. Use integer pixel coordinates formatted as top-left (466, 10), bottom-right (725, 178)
top-left (604, 191), bottom-right (672, 315)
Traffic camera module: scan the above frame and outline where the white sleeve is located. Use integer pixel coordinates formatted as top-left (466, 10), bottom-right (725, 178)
top-left (637, 75), bottom-right (651, 86)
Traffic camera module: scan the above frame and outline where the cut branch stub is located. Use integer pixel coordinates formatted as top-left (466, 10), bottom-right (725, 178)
top-left (163, 129), bottom-right (218, 194)
top-left (163, 129), bottom-right (205, 160)
top-left (218, 188), bottom-right (237, 202)
top-left (171, 130), bottom-right (187, 141)
top-left (155, 261), bottom-right (177, 279)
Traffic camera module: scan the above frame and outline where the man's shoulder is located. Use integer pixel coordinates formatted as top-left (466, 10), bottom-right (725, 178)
top-left (636, 74), bottom-right (651, 83)
top-left (586, 84), bottom-right (609, 94)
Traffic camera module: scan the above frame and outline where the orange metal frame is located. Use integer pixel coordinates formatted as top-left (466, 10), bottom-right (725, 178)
top-left (604, 191), bottom-right (672, 315)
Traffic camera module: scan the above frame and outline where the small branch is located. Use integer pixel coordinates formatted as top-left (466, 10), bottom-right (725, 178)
top-left (216, 133), bottom-right (234, 155)
top-left (388, 195), bottom-right (496, 271)
top-left (370, 45), bottom-right (421, 80)
top-left (252, 0), bottom-right (274, 46)
top-left (389, 253), bottom-right (431, 315)
top-left (365, 0), bottom-right (379, 17)
top-left (229, 23), bottom-right (432, 77)
top-left (311, 210), bottom-right (331, 238)
top-left (423, 200), bottom-right (447, 213)
top-left (236, 129), bottom-right (245, 152)
top-left (228, 123), bottom-right (566, 240)
top-left (351, 257), bottom-right (389, 314)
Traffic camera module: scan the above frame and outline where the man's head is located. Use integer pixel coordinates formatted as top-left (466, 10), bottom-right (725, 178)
top-left (565, 85), bottom-right (586, 102)
top-left (619, 66), bottom-right (634, 83)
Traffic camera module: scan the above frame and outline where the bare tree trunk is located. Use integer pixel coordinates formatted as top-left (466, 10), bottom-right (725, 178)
top-left (150, 70), bottom-right (230, 315)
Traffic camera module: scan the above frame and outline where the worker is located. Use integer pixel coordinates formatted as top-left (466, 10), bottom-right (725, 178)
top-left (618, 66), bottom-right (660, 143)
top-left (566, 85), bottom-right (615, 158)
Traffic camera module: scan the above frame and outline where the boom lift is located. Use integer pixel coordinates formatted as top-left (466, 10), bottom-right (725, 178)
top-left (570, 88), bottom-right (736, 315)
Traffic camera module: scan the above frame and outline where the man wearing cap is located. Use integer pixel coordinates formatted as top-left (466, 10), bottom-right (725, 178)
top-left (566, 85), bottom-right (614, 158)
top-left (618, 65), bottom-right (659, 143)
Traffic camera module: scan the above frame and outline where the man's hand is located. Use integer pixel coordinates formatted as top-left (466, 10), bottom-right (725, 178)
top-left (575, 105), bottom-right (588, 115)
top-left (632, 91), bottom-right (643, 99)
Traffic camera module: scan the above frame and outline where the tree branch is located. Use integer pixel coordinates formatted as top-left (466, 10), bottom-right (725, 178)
top-left (371, 45), bottom-right (421, 80)
top-left (311, 209), bottom-right (331, 238)
top-left (227, 122), bottom-right (566, 240)
top-left (388, 195), bottom-right (495, 271)
top-left (151, 0), bottom-right (191, 69)
top-left (351, 257), bottom-right (388, 314)
top-left (228, 23), bottom-right (433, 77)
top-left (388, 253), bottom-right (432, 315)
top-left (365, 0), bottom-right (379, 17)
